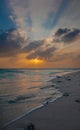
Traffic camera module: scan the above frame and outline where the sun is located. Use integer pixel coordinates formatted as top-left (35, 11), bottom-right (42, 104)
top-left (30, 58), bottom-right (43, 64)
top-left (33, 58), bottom-right (40, 63)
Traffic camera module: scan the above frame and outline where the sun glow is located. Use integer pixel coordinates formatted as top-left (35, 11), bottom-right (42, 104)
top-left (30, 58), bottom-right (43, 64)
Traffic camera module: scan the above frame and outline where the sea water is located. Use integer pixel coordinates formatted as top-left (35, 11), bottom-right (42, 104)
top-left (0, 68), bottom-right (78, 127)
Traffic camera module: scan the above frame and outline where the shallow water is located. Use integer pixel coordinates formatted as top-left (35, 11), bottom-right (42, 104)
top-left (0, 68), bottom-right (78, 127)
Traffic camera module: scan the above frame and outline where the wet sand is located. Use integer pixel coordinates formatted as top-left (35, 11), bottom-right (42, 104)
top-left (2, 70), bottom-right (80, 130)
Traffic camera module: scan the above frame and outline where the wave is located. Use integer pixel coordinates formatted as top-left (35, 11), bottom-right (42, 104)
top-left (1, 94), bottom-right (62, 129)
top-left (8, 93), bottom-right (36, 104)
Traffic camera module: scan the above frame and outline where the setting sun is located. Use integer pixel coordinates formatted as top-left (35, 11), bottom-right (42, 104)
top-left (30, 58), bottom-right (43, 64)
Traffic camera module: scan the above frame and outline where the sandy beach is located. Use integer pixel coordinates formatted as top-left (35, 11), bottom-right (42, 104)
top-left (2, 70), bottom-right (80, 130)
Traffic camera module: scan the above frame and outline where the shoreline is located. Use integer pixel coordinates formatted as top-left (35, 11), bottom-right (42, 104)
top-left (1, 77), bottom-right (63, 129)
top-left (1, 70), bottom-right (80, 130)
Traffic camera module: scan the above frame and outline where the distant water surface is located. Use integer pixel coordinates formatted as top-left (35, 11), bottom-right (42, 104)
top-left (0, 68), bottom-right (79, 127)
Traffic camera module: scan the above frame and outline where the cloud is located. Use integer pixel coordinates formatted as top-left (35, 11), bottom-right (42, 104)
top-left (23, 40), bottom-right (44, 53)
top-left (0, 28), bottom-right (28, 57)
top-left (61, 29), bottom-right (80, 43)
top-left (55, 28), bottom-right (70, 37)
top-left (54, 28), bottom-right (80, 43)
top-left (6, 0), bottom-right (80, 40)
top-left (9, 0), bottom-right (61, 39)
top-left (0, 28), bottom-right (55, 59)
top-left (27, 47), bottom-right (56, 61)
top-left (9, 0), bottom-right (31, 31)
top-left (0, 27), bottom-right (80, 67)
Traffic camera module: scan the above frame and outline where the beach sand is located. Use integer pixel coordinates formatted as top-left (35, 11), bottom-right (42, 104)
top-left (2, 71), bottom-right (80, 130)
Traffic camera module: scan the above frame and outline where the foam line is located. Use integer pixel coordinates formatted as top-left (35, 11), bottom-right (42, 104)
top-left (1, 94), bottom-right (63, 129)
top-left (1, 104), bottom-right (44, 129)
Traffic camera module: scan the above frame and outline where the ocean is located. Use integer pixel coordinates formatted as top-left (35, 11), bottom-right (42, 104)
top-left (0, 68), bottom-right (79, 128)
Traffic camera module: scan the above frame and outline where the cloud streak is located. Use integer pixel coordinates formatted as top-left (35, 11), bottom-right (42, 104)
top-left (50, 0), bottom-right (69, 28)
top-left (7, 0), bottom-right (80, 40)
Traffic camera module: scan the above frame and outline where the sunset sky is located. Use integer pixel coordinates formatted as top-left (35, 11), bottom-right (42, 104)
top-left (0, 0), bottom-right (80, 68)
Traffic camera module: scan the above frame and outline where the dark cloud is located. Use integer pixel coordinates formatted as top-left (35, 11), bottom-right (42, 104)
top-left (62, 29), bottom-right (80, 42)
top-left (0, 29), bottom-right (56, 60)
top-left (54, 28), bottom-right (80, 43)
top-left (55, 28), bottom-right (70, 36)
top-left (23, 40), bottom-right (44, 53)
top-left (0, 29), bottom-right (28, 57)
top-left (27, 47), bottom-right (56, 61)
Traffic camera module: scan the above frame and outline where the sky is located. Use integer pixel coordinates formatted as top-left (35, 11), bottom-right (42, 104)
top-left (0, 0), bottom-right (80, 68)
